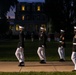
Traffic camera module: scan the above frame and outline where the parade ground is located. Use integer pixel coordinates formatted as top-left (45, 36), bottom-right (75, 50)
top-left (0, 39), bottom-right (74, 73)
top-left (0, 61), bottom-right (74, 72)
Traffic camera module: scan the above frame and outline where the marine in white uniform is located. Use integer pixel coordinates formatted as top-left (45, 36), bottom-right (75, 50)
top-left (15, 25), bottom-right (25, 66)
top-left (71, 26), bottom-right (76, 71)
top-left (37, 25), bottom-right (47, 64)
top-left (58, 29), bottom-right (65, 61)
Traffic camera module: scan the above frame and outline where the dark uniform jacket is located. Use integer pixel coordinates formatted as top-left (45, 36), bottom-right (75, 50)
top-left (59, 35), bottom-right (65, 47)
top-left (39, 31), bottom-right (47, 48)
top-left (72, 35), bottom-right (76, 52)
top-left (17, 31), bottom-right (24, 48)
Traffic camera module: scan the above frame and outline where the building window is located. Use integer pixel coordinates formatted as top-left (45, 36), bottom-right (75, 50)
top-left (16, 24), bottom-right (19, 31)
top-left (22, 15), bottom-right (25, 20)
top-left (37, 6), bottom-right (40, 11)
top-left (36, 15), bottom-right (40, 20)
top-left (22, 5), bottom-right (25, 11)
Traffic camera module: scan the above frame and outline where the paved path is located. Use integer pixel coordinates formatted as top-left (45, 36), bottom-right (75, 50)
top-left (0, 61), bottom-right (74, 72)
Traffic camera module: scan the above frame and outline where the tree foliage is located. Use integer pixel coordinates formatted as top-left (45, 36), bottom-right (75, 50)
top-left (45, 0), bottom-right (76, 33)
top-left (0, 0), bottom-right (18, 18)
top-left (0, 0), bottom-right (18, 36)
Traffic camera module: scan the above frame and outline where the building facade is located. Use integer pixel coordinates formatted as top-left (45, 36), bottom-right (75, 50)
top-left (15, 2), bottom-right (48, 35)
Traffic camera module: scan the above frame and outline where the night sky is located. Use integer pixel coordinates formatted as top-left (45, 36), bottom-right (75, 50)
top-left (18, 0), bottom-right (45, 3)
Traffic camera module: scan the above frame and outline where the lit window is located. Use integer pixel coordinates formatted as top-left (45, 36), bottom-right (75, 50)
top-left (22, 5), bottom-right (25, 11)
top-left (22, 15), bottom-right (25, 20)
top-left (16, 24), bottom-right (19, 31)
top-left (37, 6), bottom-right (40, 11)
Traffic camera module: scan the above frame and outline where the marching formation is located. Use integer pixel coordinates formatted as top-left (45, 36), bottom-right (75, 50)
top-left (15, 25), bottom-right (76, 72)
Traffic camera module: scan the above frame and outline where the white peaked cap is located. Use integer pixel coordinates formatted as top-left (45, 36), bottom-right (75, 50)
top-left (40, 27), bottom-right (46, 31)
top-left (19, 26), bottom-right (24, 29)
top-left (74, 26), bottom-right (76, 29)
top-left (40, 27), bottom-right (44, 30)
top-left (60, 29), bottom-right (64, 32)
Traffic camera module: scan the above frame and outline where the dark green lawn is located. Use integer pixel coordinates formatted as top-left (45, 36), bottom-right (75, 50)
top-left (0, 72), bottom-right (76, 75)
top-left (0, 39), bottom-right (72, 61)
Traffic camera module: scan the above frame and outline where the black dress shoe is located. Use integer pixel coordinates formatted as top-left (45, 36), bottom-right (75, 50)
top-left (18, 62), bottom-right (25, 66)
top-left (40, 60), bottom-right (46, 64)
top-left (59, 59), bottom-right (65, 62)
top-left (72, 70), bottom-right (76, 72)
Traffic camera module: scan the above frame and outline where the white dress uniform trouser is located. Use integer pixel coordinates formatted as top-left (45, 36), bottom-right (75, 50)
top-left (15, 47), bottom-right (24, 63)
top-left (71, 52), bottom-right (76, 70)
top-left (37, 47), bottom-right (46, 61)
top-left (58, 46), bottom-right (65, 60)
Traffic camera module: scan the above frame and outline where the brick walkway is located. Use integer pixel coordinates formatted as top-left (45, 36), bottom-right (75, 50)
top-left (0, 61), bottom-right (74, 72)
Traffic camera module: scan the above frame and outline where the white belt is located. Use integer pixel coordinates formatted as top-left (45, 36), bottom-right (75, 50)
top-left (59, 41), bottom-right (62, 43)
top-left (73, 43), bottom-right (76, 45)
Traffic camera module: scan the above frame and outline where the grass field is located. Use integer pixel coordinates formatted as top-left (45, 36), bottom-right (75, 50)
top-left (0, 39), bottom-right (72, 61)
top-left (0, 39), bottom-right (76, 74)
top-left (0, 72), bottom-right (76, 75)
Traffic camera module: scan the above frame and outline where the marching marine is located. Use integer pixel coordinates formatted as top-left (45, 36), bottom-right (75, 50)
top-left (37, 25), bottom-right (47, 64)
top-left (15, 25), bottom-right (25, 66)
top-left (71, 26), bottom-right (76, 71)
top-left (58, 29), bottom-right (65, 61)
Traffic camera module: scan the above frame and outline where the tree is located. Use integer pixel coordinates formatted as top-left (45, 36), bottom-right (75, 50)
top-left (0, 0), bottom-right (18, 19)
top-left (45, 0), bottom-right (76, 33)
top-left (0, 0), bottom-right (18, 36)
top-left (45, 0), bottom-right (65, 32)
